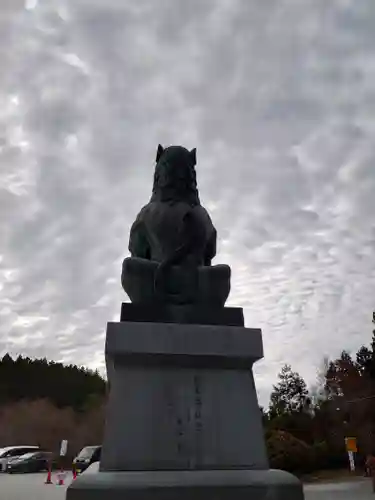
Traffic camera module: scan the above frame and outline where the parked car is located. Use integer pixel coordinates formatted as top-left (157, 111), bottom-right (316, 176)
top-left (6, 451), bottom-right (54, 473)
top-left (0, 446), bottom-right (40, 472)
top-left (73, 445), bottom-right (101, 473)
top-left (83, 461), bottom-right (100, 474)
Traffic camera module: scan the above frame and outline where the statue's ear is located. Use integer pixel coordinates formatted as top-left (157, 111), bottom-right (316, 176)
top-left (190, 148), bottom-right (197, 165)
top-left (156, 144), bottom-right (164, 162)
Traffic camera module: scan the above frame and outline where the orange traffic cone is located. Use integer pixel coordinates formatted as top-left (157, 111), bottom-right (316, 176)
top-left (57, 471), bottom-right (65, 486)
top-left (45, 467), bottom-right (52, 485)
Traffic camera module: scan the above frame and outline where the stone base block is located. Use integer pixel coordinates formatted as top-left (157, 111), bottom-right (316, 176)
top-left (101, 321), bottom-right (268, 471)
top-left (66, 469), bottom-right (304, 500)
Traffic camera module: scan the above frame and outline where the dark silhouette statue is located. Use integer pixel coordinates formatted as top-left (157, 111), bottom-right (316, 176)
top-left (121, 144), bottom-right (231, 306)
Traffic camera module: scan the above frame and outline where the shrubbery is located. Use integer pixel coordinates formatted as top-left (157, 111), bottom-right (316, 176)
top-left (266, 430), bottom-right (351, 474)
top-left (266, 430), bottom-right (315, 473)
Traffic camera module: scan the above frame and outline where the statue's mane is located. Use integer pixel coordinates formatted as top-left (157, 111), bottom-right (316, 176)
top-left (150, 145), bottom-right (200, 205)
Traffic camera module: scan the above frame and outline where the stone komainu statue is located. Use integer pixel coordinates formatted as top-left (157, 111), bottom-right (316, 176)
top-left (121, 144), bottom-right (231, 306)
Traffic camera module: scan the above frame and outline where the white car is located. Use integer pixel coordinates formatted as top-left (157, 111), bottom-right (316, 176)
top-left (0, 446), bottom-right (40, 472)
top-left (83, 461), bottom-right (100, 474)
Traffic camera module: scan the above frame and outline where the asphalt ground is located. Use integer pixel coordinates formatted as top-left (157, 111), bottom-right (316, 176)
top-left (0, 471), bottom-right (70, 500)
top-left (304, 477), bottom-right (375, 499)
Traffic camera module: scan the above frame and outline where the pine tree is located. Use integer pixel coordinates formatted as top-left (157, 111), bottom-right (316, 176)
top-left (0, 354), bottom-right (106, 410)
top-left (269, 364), bottom-right (309, 417)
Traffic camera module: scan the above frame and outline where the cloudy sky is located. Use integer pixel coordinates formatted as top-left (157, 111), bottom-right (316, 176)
top-left (1, 0), bottom-right (375, 405)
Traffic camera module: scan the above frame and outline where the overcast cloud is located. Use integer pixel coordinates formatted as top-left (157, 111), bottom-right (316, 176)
top-left (1, 0), bottom-right (375, 405)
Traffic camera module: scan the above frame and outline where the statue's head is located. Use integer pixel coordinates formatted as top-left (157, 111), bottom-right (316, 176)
top-left (151, 144), bottom-right (200, 205)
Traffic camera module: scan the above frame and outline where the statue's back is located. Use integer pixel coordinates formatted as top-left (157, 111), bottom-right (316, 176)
top-left (135, 201), bottom-right (215, 265)
top-left (122, 144), bottom-right (230, 306)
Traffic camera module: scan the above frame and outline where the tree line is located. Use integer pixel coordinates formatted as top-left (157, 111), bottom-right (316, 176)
top-left (263, 319), bottom-right (375, 474)
top-left (0, 354), bottom-right (106, 410)
top-left (0, 354), bottom-right (107, 461)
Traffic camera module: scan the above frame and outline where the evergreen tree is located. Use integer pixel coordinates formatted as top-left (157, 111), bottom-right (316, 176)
top-left (325, 350), bottom-right (364, 399)
top-left (269, 364), bottom-right (309, 417)
top-left (0, 354), bottom-right (106, 411)
top-left (356, 325), bottom-right (375, 379)
top-left (356, 345), bottom-right (372, 375)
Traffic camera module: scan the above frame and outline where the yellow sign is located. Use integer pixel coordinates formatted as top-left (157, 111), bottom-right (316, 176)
top-left (345, 437), bottom-right (357, 453)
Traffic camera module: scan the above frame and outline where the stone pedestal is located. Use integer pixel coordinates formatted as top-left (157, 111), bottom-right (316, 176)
top-left (67, 469), bottom-right (303, 500)
top-left (67, 305), bottom-right (304, 499)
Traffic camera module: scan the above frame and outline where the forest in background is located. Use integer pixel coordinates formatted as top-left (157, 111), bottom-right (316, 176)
top-left (0, 317), bottom-right (374, 474)
top-left (0, 355), bottom-right (106, 462)
top-left (264, 318), bottom-right (375, 474)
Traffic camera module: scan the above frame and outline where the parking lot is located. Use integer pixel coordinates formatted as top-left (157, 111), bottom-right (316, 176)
top-left (303, 478), bottom-right (375, 499)
top-left (0, 472), bottom-right (71, 500)
top-left (1, 471), bottom-right (375, 499)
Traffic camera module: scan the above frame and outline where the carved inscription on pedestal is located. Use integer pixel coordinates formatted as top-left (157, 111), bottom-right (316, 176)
top-left (193, 374), bottom-right (203, 466)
